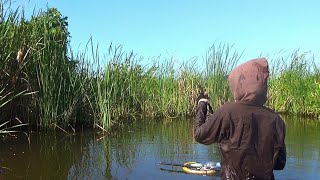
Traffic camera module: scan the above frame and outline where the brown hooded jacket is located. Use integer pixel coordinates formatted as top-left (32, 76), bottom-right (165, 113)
top-left (194, 58), bottom-right (286, 180)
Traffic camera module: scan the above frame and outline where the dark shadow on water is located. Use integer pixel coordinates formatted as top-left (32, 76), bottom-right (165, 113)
top-left (0, 130), bottom-right (112, 179)
top-left (0, 115), bottom-right (320, 179)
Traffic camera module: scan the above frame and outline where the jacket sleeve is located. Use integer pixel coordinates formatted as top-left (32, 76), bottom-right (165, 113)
top-left (194, 102), bottom-right (229, 145)
top-left (273, 116), bottom-right (287, 170)
top-left (274, 145), bottom-right (286, 170)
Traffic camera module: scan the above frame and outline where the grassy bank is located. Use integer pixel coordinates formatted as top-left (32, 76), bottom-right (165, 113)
top-left (1, 3), bottom-right (319, 132)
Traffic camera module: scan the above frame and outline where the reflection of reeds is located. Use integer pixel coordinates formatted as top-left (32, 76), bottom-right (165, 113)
top-left (282, 114), bottom-right (320, 161)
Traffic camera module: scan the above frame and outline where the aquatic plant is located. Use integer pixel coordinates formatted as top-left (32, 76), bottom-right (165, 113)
top-left (268, 50), bottom-right (320, 116)
top-left (0, 120), bottom-right (27, 134)
top-left (1, 1), bottom-right (319, 133)
top-left (204, 43), bottom-right (241, 108)
top-left (0, 1), bottom-right (88, 130)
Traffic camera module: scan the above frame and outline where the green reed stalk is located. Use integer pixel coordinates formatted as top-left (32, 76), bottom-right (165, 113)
top-left (268, 50), bottom-right (320, 116)
top-left (0, 1), bottom-right (34, 126)
top-left (177, 59), bottom-right (201, 116)
top-left (204, 43), bottom-right (241, 108)
top-left (1, 1), bottom-right (320, 133)
top-left (28, 8), bottom-right (80, 129)
top-left (0, 4), bottom-right (90, 129)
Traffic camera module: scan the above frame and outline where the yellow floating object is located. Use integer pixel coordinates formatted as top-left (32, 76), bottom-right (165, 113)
top-left (182, 162), bottom-right (216, 176)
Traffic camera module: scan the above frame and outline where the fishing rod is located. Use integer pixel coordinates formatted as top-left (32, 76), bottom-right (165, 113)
top-left (159, 162), bottom-right (201, 168)
top-left (158, 162), bottom-right (221, 171)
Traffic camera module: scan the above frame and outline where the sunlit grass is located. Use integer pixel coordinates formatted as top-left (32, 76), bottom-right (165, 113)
top-left (1, 2), bottom-right (319, 133)
top-left (268, 50), bottom-right (320, 116)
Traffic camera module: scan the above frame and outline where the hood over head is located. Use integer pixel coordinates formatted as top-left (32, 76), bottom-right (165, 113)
top-left (227, 58), bottom-right (269, 106)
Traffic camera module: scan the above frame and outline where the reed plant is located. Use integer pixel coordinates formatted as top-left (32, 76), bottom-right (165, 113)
top-left (0, 1), bottom-right (34, 132)
top-left (268, 50), bottom-right (320, 116)
top-left (88, 44), bottom-right (144, 130)
top-left (204, 44), bottom-right (241, 108)
top-left (0, 2), bottom-right (88, 130)
top-left (1, 1), bottom-right (320, 133)
top-left (25, 8), bottom-right (85, 129)
top-left (146, 58), bottom-right (186, 117)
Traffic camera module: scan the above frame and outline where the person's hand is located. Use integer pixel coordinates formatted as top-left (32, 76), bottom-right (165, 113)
top-left (197, 90), bottom-right (209, 103)
top-left (197, 90), bottom-right (214, 114)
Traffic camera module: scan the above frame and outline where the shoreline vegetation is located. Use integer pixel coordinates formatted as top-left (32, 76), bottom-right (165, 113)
top-left (1, 3), bottom-right (319, 133)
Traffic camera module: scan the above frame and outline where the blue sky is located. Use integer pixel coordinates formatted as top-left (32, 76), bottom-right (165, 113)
top-left (12, 0), bottom-right (320, 64)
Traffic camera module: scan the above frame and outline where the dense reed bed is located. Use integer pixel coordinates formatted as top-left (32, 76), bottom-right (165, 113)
top-left (1, 3), bottom-right (319, 132)
top-left (268, 51), bottom-right (320, 116)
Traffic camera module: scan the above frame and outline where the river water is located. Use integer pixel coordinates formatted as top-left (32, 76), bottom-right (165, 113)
top-left (0, 115), bottom-right (319, 179)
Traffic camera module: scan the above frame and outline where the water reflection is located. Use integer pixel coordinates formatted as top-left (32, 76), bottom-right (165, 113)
top-left (275, 115), bottom-right (320, 179)
top-left (0, 131), bottom-right (88, 179)
top-left (0, 115), bottom-right (320, 179)
top-left (67, 138), bottom-right (111, 179)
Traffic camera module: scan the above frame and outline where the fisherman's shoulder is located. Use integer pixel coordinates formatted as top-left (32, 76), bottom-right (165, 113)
top-left (261, 106), bottom-right (282, 117)
top-left (215, 101), bottom-right (239, 112)
top-left (218, 101), bottom-right (243, 108)
top-left (264, 108), bottom-right (286, 125)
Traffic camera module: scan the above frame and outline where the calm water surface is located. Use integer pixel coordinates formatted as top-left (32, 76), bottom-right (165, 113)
top-left (0, 115), bottom-right (320, 180)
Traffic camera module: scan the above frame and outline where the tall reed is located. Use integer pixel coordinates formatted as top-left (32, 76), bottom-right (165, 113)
top-left (268, 50), bottom-right (320, 116)
top-left (204, 44), bottom-right (241, 108)
top-left (0, 2), bottom-right (89, 130)
top-left (1, 2), bottom-right (319, 133)
top-left (0, 1), bottom-right (34, 131)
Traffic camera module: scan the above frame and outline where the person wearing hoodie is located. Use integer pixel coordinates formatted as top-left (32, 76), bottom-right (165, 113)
top-left (194, 58), bottom-right (286, 180)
